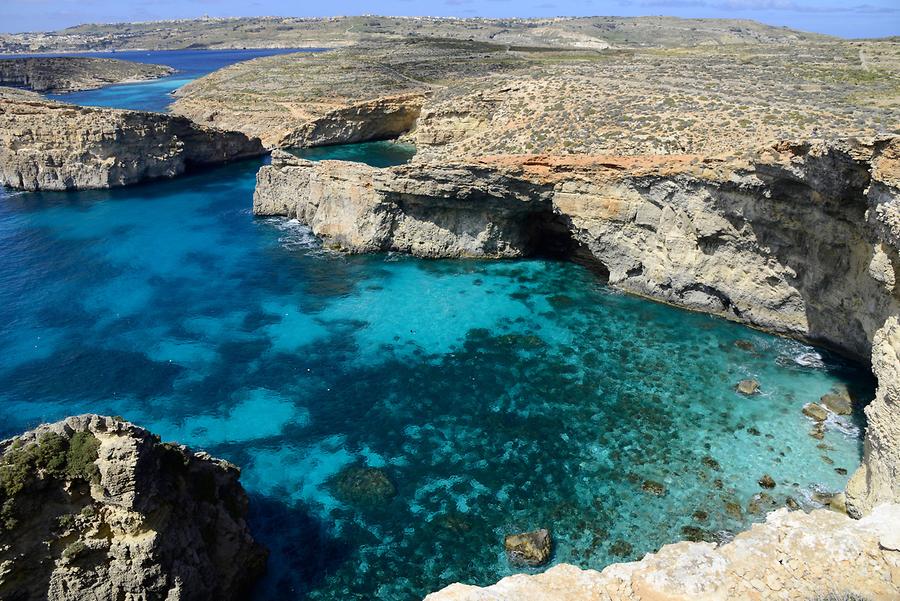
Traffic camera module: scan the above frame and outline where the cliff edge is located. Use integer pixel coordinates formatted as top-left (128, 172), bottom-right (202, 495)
top-left (0, 414), bottom-right (267, 601)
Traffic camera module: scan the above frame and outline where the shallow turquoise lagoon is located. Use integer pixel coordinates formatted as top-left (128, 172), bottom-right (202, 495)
top-left (23, 49), bottom-right (323, 112)
top-left (290, 140), bottom-right (417, 167)
top-left (0, 147), bottom-right (874, 599)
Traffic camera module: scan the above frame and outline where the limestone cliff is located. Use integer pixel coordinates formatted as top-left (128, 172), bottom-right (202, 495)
top-left (0, 414), bottom-right (267, 601)
top-left (255, 138), bottom-right (900, 359)
top-left (425, 504), bottom-right (900, 601)
top-left (0, 87), bottom-right (265, 191)
top-left (0, 57), bottom-right (174, 93)
top-left (255, 137), bottom-right (900, 525)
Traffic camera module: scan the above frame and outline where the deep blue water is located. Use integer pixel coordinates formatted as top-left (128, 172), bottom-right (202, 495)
top-left (4, 49), bottom-right (324, 112)
top-left (0, 52), bottom-right (876, 600)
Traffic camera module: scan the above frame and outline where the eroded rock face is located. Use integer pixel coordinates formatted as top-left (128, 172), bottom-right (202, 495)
top-left (0, 87), bottom-right (265, 191)
top-left (255, 136), bottom-right (900, 519)
top-left (425, 505), bottom-right (900, 601)
top-left (254, 150), bottom-right (556, 257)
top-left (0, 57), bottom-right (174, 93)
top-left (0, 415), bottom-right (267, 601)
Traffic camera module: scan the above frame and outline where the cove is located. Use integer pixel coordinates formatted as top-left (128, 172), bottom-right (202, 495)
top-left (0, 142), bottom-right (875, 600)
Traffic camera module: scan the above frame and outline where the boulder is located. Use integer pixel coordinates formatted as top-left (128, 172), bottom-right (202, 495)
top-left (758, 474), bottom-right (776, 489)
top-left (504, 529), bottom-right (553, 567)
top-left (820, 387), bottom-right (853, 415)
top-left (802, 402), bottom-right (829, 422)
top-left (331, 465), bottom-right (397, 508)
top-left (736, 379), bottom-right (760, 395)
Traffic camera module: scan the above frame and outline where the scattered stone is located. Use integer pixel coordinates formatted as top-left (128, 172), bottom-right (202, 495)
top-left (748, 492), bottom-right (776, 515)
top-left (701, 456), bottom-right (721, 471)
top-left (504, 529), bottom-right (552, 567)
top-left (724, 500), bottom-right (743, 519)
top-left (819, 386), bottom-right (853, 415)
top-left (809, 423), bottom-right (826, 440)
top-left (835, 467), bottom-right (848, 476)
top-left (331, 465), bottom-right (396, 508)
top-left (821, 455), bottom-right (834, 465)
top-left (641, 480), bottom-right (666, 496)
top-left (802, 403), bottom-right (829, 421)
top-left (758, 474), bottom-right (776, 489)
top-left (692, 510), bottom-right (709, 522)
top-left (713, 478), bottom-right (724, 490)
top-left (736, 379), bottom-right (760, 395)
top-left (747, 427), bottom-right (761, 436)
top-left (681, 525), bottom-right (712, 542)
top-left (785, 496), bottom-right (800, 510)
top-left (609, 539), bottom-right (633, 557)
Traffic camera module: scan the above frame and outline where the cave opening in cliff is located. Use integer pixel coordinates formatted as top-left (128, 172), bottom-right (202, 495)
top-left (526, 211), bottom-right (611, 281)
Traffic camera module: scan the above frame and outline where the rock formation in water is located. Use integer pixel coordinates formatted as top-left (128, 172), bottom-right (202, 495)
top-left (0, 414), bottom-right (267, 601)
top-left (0, 57), bottom-right (174, 93)
top-left (425, 504), bottom-right (900, 600)
top-left (0, 87), bottom-right (265, 190)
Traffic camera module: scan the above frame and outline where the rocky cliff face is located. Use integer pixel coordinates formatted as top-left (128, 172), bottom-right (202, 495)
top-left (254, 150), bottom-right (558, 257)
top-left (255, 137), bottom-right (900, 519)
top-left (0, 57), bottom-right (174, 93)
top-left (425, 504), bottom-right (900, 601)
top-left (0, 415), bottom-right (267, 601)
top-left (0, 87), bottom-right (265, 191)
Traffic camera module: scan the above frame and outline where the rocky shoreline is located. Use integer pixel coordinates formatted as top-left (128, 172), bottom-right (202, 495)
top-left (0, 57), bottom-right (174, 93)
top-left (426, 505), bottom-right (900, 600)
top-left (0, 415), bottom-right (267, 600)
top-left (0, 87), bottom-right (265, 190)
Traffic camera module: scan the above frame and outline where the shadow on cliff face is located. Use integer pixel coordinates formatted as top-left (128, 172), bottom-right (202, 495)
top-left (247, 495), bottom-right (353, 599)
top-left (736, 144), bottom-right (897, 360)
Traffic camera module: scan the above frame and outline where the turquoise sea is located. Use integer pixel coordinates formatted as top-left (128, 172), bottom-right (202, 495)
top-left (4, 48), bottom-right (323, 112)
top-left (0, 52), bottom-right (875, 599)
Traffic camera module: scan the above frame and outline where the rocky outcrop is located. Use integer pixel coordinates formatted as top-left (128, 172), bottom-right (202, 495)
top-left (425, 504), bottom-right (900, 601)
top-left (0, 414), bottom-right (267, 601)
top-left (254, 150), bottom-right (555, 257)
top-left (0, 88), bottom-right (265, 190)
top-left (0, 57), bottom-right (174, 93)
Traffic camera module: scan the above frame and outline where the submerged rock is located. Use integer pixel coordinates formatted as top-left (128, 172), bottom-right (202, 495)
top-left (734, 339), bottom-right (755, 352)
top-left (758, 474), bottom-right (776, 489)
top-left (748, 492), bottom-right (777, 515)
top-left (331, 465), bottom-right (397, 508)
top-left (0, 415), bottom-right (267, 601)
top-left (641, 480), bottom-right (666, 496)
top-left (609, 539), bottom-right (633, 557)
top-left (504, 529), bottom-right (553, 567)
top-left (736, 379), bottom-right (760, 395)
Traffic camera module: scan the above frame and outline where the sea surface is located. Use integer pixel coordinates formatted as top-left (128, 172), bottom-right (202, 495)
top-left (0, 54), bottom-right (876, 600)
top-left (6, 48), bottom-right (323, 112)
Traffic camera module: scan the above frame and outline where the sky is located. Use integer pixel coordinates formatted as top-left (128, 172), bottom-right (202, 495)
top-left (0, 0), bottom-right (898, 39)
